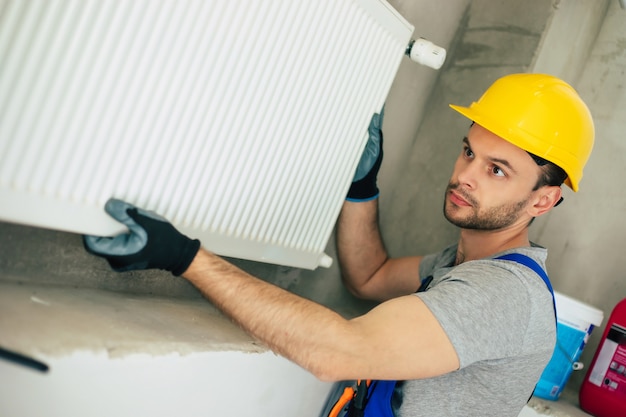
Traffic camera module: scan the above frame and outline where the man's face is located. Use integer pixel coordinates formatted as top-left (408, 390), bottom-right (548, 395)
top-left (443, 124), bottom-right (542, 231)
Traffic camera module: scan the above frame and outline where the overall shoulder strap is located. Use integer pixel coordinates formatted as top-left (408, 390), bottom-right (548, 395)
top-left (495, 253), bottom-right (558, 403)
top-left (495, 253), bottom-right (556, 319)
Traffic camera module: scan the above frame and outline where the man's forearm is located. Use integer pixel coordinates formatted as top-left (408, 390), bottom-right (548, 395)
top-left (182, 249), bottom-right (356, 381)
top-left (336, 199), bottom-right (389, 295)
top-left (336, 200), bottom-right (423, 301)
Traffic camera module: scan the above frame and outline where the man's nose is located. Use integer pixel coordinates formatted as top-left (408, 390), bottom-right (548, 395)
top-left (455, 160), bottom-right (480, 190)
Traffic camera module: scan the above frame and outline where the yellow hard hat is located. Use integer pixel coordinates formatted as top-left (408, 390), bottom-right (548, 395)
top-left (449, 73), bottom-right (594, 191)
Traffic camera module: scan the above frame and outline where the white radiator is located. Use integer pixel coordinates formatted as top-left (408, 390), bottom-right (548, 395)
top-left (0, 0), bottom-right (414, 269)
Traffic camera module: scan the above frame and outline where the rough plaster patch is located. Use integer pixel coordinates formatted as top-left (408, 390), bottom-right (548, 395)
top-left (526, 396), bottom-right (592, 417)
top-left (527, 398), bottom-right (565, 416)
top-left (598, 37), bottom-right (626, 64)
top-left (0, 282), bottom-right (265, 359)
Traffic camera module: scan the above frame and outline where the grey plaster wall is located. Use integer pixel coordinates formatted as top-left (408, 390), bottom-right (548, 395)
top-left (530, 0), bottom-right (626, 392)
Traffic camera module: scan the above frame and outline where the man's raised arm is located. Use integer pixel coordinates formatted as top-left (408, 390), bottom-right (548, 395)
top-left (336, 111), bottom-right (422, 301)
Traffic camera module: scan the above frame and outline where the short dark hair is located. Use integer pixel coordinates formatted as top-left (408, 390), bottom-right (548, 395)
top-left (528, 152), bottom-right (568, 190)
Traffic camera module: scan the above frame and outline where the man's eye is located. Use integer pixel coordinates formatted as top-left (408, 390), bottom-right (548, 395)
top-left (463, 147), bottom-right (473, 158)
top-left (492, 166), bottom-right (505, 177)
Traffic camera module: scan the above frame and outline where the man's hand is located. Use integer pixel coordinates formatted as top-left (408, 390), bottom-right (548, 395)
top-left (83, 198), bottom-right (200, 276)
top-left (346, 108), bottom-right (384, 202)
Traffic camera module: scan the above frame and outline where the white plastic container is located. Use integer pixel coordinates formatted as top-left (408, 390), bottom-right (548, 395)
top-left (534, 292), bottom-right (604, 400)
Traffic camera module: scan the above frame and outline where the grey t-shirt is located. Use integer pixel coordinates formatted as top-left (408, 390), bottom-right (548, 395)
top-left (395, 244), bottom-right (556, 417)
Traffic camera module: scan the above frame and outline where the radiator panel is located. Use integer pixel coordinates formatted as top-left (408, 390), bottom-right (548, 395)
top-left (0, 0), bottom-right (413, 269)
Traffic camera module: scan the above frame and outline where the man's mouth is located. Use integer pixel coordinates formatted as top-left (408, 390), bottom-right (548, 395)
top-left (448, 189), bottom-right (473, 207)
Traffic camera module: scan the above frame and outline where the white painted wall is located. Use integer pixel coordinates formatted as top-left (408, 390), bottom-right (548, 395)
top-left (0, 349), bottom-right (593, 417)
top-left (0, 350), bottom-right (332, 417)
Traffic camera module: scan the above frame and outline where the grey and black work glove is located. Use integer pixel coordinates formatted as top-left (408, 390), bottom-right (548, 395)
top-left (83, 199), bottom-right (201, 276)
top-left (346, 108), bottom-right (384, 202)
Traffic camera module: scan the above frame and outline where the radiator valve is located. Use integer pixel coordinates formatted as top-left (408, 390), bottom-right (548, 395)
top-left (406, 38), bottom-right (446, 70)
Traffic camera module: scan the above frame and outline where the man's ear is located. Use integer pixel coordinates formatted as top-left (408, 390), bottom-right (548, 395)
top-left (530, 186), bottom-right (563, 217)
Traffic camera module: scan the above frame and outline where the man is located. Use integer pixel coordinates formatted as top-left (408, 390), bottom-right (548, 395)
top-left (84, 73), bottom-right (594, 416)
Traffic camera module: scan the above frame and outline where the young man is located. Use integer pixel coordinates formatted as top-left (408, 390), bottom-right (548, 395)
top-left (84, 73), bottom-right (594, 416)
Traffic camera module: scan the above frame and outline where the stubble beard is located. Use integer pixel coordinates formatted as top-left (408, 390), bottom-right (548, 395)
top-left (443, 182), bottom-right (530, 231)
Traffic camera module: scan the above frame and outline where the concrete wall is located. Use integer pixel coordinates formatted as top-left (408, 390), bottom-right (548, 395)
top-left (530, 0), bottom-right (626, 392)
top-left (1, 0), bottom-right (625, 415)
